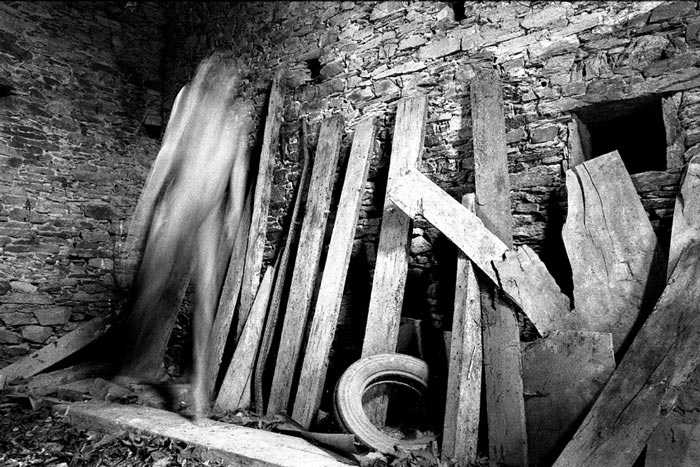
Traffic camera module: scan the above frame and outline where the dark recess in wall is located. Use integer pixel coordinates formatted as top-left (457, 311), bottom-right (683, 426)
top-left (451, 1), bottom-right (466, 21)
top-left (574, 95), bottom-right (667, 174)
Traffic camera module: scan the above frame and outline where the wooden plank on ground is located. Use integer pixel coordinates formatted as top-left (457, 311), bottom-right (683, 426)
top-left (8, 361), bottom-right (111, 396)
top-left (361, 96), bottom-right (428, 358)
top-left (668, 153), bottom-right (700, 275)
top-left (388, 170), bottom-right (573, 334)
top-left (552, 240), bottom-right (700, 467)
top-left (65, 401), bottom-right (350, 467)
top-left (238, 73), bottom-right (284, 339)
top-left (257, 119), bottom-right (313, 415)
top-left (471, 68), bottom-right (527, 467)
top-left (205, 186), bottom-right (253, 392)
top-left (441, 194), bottom-right (482, 464)
top-left (562, 150), bottom-right (666, 353)
top-left (292, 117), bottom-right (376, 428)
top-left (215, 260), bottom-right (278, 412)
top-left (0, 316), bottom-right (111, 383)
top-left (522, 330), bottom-right (615, 466)
top-left (267, 115), bottom-right (345, 415)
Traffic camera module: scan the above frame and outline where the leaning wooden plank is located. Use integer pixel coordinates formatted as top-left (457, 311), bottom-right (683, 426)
top-left (522, 331), bottom-right (615, 466)
top-left (205, 186), bottom-right (253, 392)
top-left (471, 68), bottom-right (527, 467)
top-left (0, 316), bottom-right (111, 383)
top-left (552, 240), bottom-right (700, 467)
top-left (215, 260), bottom-right (278, 412)
top-left (646, 410), bottom-right (700, 467)
top-left (388, 170), bottom-right (573, 333)
top-left (257, 119), bottom-right (313, 415)
top-left (293, 117), bottom-right (376, 428)
top-left (441, 194), bottom-right (482, 465)
top-left (668, 153), bottom-right (700, 276)
top-left (65, 401), bottom-right (350, 467)
top-left (361, 96), bottom-right (428, 358)
top-left (562, 150), bottom-right (666, 353)
top-left (238, 73), bottom-right (285, 339)
top-left (267, 115), bottom-right (345, 415)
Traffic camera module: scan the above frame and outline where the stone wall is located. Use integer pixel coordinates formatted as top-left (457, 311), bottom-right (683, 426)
top-left (0, 1), bottom-right (165, 364)
top-left (164, 1), bottom-right (700, 335)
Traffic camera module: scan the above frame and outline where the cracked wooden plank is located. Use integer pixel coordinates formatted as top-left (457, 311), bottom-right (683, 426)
top-left (552, 240), bottom-right (700, 467)
top-left (267, 115), bottom-right (344, 415)
top-left (293, 117), bottom-right (376, 428)
top-left (562, 150), bottom-right (666, 353)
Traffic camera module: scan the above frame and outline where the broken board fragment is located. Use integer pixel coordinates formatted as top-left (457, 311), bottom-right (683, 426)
top-left (293, 117), bottom-right (376, 428)
top-left (522, 330), bottom-right (615, 466)
top-left (552, 240), bottom-right (700, 467)
top-left (441, 194), bottom-right (482, 465)
top-left (0, 316), bottom-right (111, 383)
top-left (562, 150), bottom-right (666, 353)
top-left (268, 115), bottom-right (344, 415)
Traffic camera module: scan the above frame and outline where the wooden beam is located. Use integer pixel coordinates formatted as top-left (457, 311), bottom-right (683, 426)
top-left (441, 194), bottom-right (482, 464)
top-left (552, 240), bottom-right (700, 467)
top-left (292, 117), bottom-right (376, 428)
top-left (267, 115), bottom-right (344, 415)
top-left (361, 96), bottom-right (428, 358)
top-left (668, 154), bottom-right (700, 276)
top-left (562, 151), bottom-right (666, 353)
top-left (471, 68), bottom-right (527, 467)
top-left (215, 260), bottom-right (278, 412)
top-left (522, 331), bottom-right (615, 466)
top-left (388, 170), bottom-right (572, 334)
top-left (257, 119), bottom-right (313, 415)
top-left (238, 73), bottom-right (284, 339)
top-left (0, 316), bottom-right (111, 383)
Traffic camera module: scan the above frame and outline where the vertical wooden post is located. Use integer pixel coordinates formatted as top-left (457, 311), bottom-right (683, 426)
top-left (442, 194), bottom-right (482, 464)
top-left (267, 116), bottom-right (345, 415)
top-left (238, 73), bottom-right (284, 339)
top-left (361, 96), bottom-right (428, 358)
top-left (471, 69), bottom-right (528, 467)
top-left (292, 117), bottom-right (376, 428)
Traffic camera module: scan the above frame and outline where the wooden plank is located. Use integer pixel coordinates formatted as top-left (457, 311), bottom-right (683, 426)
top-left (472, 68), bottom-right (527, 467)
top-left (388, 170), bottom-right (572, 334)
top-left (257, 119), bottom-right (313, 415)
top-left (441, 194), bottom-right (482, 464)
top-left (66, 401), bottom-right (350, 467)
top-left (8, 361), bottom-right (111, 396)
top-left (552, 240), bottom-right (700, 467)
top-left (267, 115), bottom-right (345, 415)
top-left (361, 96), bottom-right (428, 358)
top-left (292, 117), bottom-right (376, 428)
top-left (522, 331), bottom-right (615, 466)
top-left (668, 153), bottom-right (700, 275)
top-left (205, 186), bottom-right (253, 393)
top-left (215, 260), bottom-right (278, 412)
top-left (646, 410), bottom-right (700, 467)
top-left (237, 73), bottom-right (285, 339)
top-left (562, 151), bottom-right (666, 353)
top-left (0, 316), bottom-right (111, 383)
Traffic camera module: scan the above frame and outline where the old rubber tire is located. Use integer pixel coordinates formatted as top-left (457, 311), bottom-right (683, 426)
top-left (333, 353), bottom-right (435, 453)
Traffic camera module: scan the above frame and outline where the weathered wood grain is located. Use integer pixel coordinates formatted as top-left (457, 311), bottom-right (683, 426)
top-left (441, 194), bottom-right (482, 464)
top-left (267, 115), bottom-right (344, 415)
top-left (562, 151), bottom-right (666, 353)
top-left (215, 260), bottom-right (277, 412)
top-left (0, 316), bottom-right (111, 382)
top-left (552, 240), bottom-right (700, 467)
top-left (292, 117), bottom-right (376, 428)
top-left (237, 73), bottom-right (284, 339)
top-left (522, 330), bottom-right (615, 466)
top-left (668, 154), bottom-right (700, 275)
top-left (361, 96), bottom-right (428, 358)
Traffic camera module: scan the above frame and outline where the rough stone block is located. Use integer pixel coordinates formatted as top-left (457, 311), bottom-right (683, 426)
top-left (520, 5), bottom-right (568, 30)
top-left (369, 1), bottom-right (404, 22)
top-left (83, 203), bottom-right (116, 220)
top-left (21, 325), bottom-right (52, 344)
top-left (0, 292), bottom-right (54, 305)
top-left (0, 312), bottom-right (37, 326)
top-left (33, 307), bottom-right (72, 326)
top-left (9, 281), bottom-right (37, 293)
top-left (0, 328), bottom-right (22, 344)
top-left (417, 36), bottom-right (460, 60)
top-left (530, 125), bottom-right (559, 144)
top-left (649, 1), bottom-right (696, 23)
top-left (398, 34), bottom-right (426, 50)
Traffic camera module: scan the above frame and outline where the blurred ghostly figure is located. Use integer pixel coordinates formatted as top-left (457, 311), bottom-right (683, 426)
top-left (118, 53), bottom-right (253, 420)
